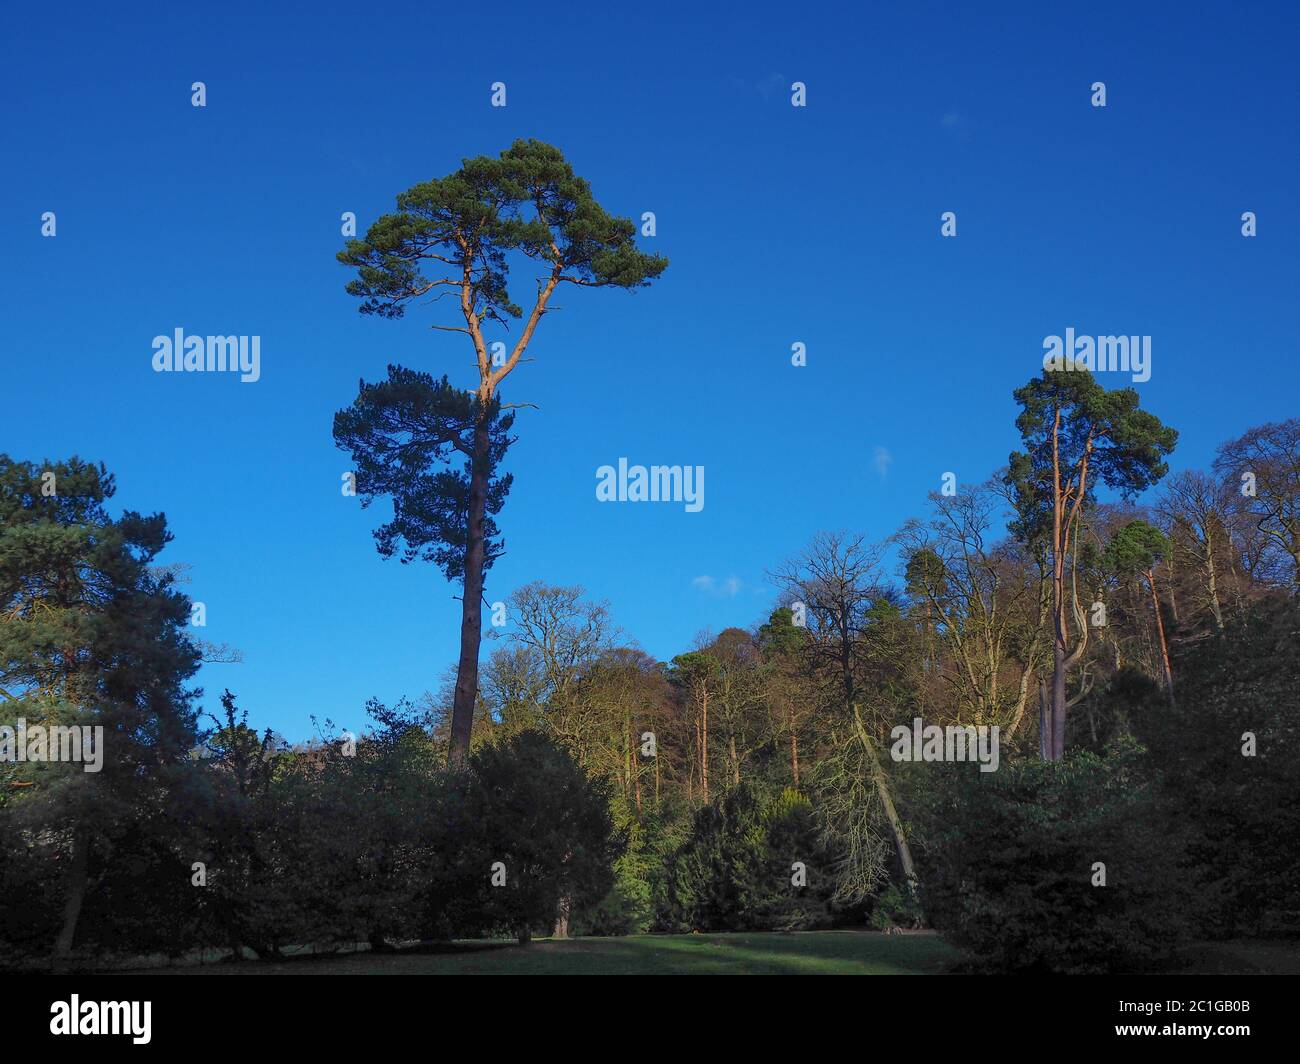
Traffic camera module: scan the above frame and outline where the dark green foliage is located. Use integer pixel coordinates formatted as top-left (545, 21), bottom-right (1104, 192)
top-left (659, 784), bottom-right (834, 932)
top-left (0, 455), bottom-right (202, 963)
top-left (1104, 519), bottom-right (1169, 576)
top-left (914, 741), bottom-right (1196, 973)
top-left (757, 605), bottom-right (808, 658)
top-left (460, 730), bottom-right (621, 942)
top-left (194, 694), bottom-right (458, 957)
top-left (903, 546), bottom-right (948, 601)
top-left (1068, 667), bottom-right (1160, 756)
top-left (579, 796), bottom-right (656, 936)
top-left (6, 424), bottom-right (1295, 972)
top-left (869, 883), bottom-right (923, 931)
top-left (1006, 366), bottom-right (1178, 543)
top-left (1129, 596), bottom-right (1300, 937)
top-left (763, 788), bottom-right (836, 929)
top-left (338, 139), bottom-right (668, 322)
top-left (0, 814), bottom-right (59, 955)
top-left (581, 866), bottom-right (653, 937)
top-left (333, 367), bottom-right (515, 581)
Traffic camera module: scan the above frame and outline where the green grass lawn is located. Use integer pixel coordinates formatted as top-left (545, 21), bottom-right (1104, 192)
top-left (127, 932), bottom-right (1300, 976)
top-left (140, 931), bottom-right (961, 975)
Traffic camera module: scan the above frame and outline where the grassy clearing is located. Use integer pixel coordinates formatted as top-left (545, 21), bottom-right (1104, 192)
top-left (137, 931), bottom-right (960, 975)
top-left (122, 932), bottom-right (1300, 976)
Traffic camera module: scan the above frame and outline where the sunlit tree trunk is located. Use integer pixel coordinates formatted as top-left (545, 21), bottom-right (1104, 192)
top-left (1147, 567), bottom-right (1175, 701)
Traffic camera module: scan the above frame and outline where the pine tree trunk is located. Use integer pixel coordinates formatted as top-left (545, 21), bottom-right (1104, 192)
top-left (1051, 632), bottom-right (1067, 760)
top-left (449, 413), bottom-right (490, 769)
top-left (1049, 489), bottom-right (1069, 762)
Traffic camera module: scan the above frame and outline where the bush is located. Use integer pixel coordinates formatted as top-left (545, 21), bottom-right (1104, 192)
top-left (459, 730), bottom-right (621, 943)
top-left (579, 796), bottom-right (656, 935)
top-left (659, 784), bottom-right (834, 932)
top-left (914, 740), bottom-right (1197, 973)
top-left (869, 883), bottom-right (923, 931)
top-left (1131, 596), bottom-right (1300, 937)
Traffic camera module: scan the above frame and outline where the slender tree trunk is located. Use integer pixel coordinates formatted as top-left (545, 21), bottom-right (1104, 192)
top-left (553, 893), bottom-right (571, 939)
top-left (633, 719), bottom-right (642, 813)
top-left (689, 717), bottom-right (698, 803)
top-left (789, 704), bottom-right (800, 791)
top-left (1037, 677), bottom-right (1050, 760)
top-left (1047, 409), bottom-right (1068, 762)
top-left (53, 828), bottom-right (89, 963)
top-left (700, 687), bottom-right (709, 803)
top-left (1148, 569), bottom-right (1175, 701)
top-left (1205, 532), bottom-right (1225, 631)
top-left (623, 711), bottom-right (632, 799)
top-left (852, 705), bottom-right (918, 897)
top-left (1005, 657), bottom-right (1037, 740)
top-left (1050, 631), bottom-right (1067, 760)
top-left (449, 414), bottom-right (491, 769)
top-left (1046, 417), bottom-right (1095, 762)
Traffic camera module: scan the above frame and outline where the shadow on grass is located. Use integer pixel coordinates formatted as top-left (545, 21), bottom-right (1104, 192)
top-left (38, 932), bottom-right (1300, 976)
top-left (131, 930), bottom-right (961, 975)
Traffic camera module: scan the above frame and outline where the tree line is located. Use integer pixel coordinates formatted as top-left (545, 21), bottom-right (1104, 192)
top-left (2, 403), bottom-right (1296, 969)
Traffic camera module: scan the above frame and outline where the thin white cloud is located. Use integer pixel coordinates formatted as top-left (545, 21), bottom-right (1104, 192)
top-left (873, 446), bottom-right (893, 478)
top-left (692, 574), bottom-right (743, 597)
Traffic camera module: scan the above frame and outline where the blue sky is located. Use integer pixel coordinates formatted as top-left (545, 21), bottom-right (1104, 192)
top-left (3, 2), bottom-right (1297, 738)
